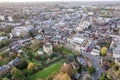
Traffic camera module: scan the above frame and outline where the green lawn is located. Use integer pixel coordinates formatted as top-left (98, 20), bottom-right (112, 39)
top-left (30, 60), bottom-right (64, 80)
top-left (0, 57), bottom-right (9, 66)
top-left (60, 46), bottom-right (73, 55)
top-left (26, 59), bottom-right (41, 65)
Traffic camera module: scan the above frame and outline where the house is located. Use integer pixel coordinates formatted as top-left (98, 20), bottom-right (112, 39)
top-left (11, 25), bottom-right (34, 37)
top-left (67, 35), bottom-right (90, 53)
top-left (43, 43), bottom-right (53, 55)
top-left (0, 65), bottom-right (10, 77)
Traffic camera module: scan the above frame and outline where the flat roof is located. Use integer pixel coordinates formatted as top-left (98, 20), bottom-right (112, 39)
top-left (73, 37), bottom-right (85, 44)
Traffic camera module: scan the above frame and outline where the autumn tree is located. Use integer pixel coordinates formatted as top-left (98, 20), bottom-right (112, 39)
top-left (27, 63), bottom-right (34, 70)
top-left (60, 63), bottom-right (74, 76)
top-left (53, 72), bottom-right (71, 80)
top-left (100, 47), bottom-right (108, 56)
top-left (27, 63), bottom-right (34, 74)
top-left (17, 53), bottom-right (21, 58)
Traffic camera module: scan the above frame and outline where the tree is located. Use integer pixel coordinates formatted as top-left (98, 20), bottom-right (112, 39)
top-left (15, 60), bottom-right (28, 69)
top-left (0, 31), bottom-right (7, 36)
top-left (17, 53), bottom-right (21, 58)
top-left (27, 63), bottom-right (34, 70)
top-left (30, 39), bottom-right (40, 51)
top-left (42, 28), bottom-right (45, 34)
top-left (100, 73), bottom-right (109, 80)
top-left (60, 63), bottom-right (74, 76)
top-left (53, 72), bottom-right (71, 80)
top-left (2, 78), bottom-right (9, 80)
top-left (11, 67), bottom-right (22, 79)
top-left (9, 52), bottom-right (16, 60)
top-left (1, 39), bottom-right (9, 47)
top-left (87, 67), bottom-right (96, 75)
top-left (100, 47), bottom-right (108, 56)
top-left (53, 45), bottom-right (60, 52)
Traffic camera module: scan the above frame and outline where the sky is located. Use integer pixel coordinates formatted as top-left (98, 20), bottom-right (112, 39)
top-left (0, 0), bottom-right (119, 2)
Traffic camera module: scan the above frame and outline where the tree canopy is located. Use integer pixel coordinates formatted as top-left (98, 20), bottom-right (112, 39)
top-left (100, 47), bottom-right (108, 56)
top-left (53, 72), bottom-right (71, 80)
top-left (27, 63), bottom-right (34, 70)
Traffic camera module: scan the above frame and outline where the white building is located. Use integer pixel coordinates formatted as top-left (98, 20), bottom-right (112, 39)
top-left (91, 49), bottom-right (100, 56)
top-left (8, 16), bottom-right (13, 22)
top-left (87, 12), bottom-right (94, 16)
top-left (11, 25), bottom-right (34, 37)
top-left (67, 35), bottom-right (90, 53)
top-left (43, 43), bottom-right (53, 55)
top-left (0, 16), bottom-right (5, 21)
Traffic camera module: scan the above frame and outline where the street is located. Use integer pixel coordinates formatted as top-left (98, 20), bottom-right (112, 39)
top-left (81, 52), bottom-right (104, 80)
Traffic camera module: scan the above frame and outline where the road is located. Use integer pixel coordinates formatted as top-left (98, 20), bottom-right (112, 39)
top-left (81, 52), bottom-right (104, 80)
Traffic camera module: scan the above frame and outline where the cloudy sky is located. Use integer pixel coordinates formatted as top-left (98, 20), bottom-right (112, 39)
top-left (0, 0), bottom-right (119, 2)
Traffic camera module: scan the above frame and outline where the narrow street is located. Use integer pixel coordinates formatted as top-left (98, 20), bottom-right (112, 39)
top-left (81, 52), bottom-right (104, 80)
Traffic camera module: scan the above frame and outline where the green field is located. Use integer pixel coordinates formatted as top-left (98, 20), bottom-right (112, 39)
top-left (30, 60), bottom-right (64, 80)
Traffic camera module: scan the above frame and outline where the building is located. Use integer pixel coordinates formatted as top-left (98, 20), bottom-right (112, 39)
top-left (75, 21), bottom-right (91, 32)
top-left (67, 35), bottom-right (90, 53)
top-left (11, 25), bottom-right (34, 37)
top-left (8, 16), bottom-right (13, 22)
top-left (91, 49), bottom-right (100, 56)
top-left (0, 16), bottom-right (5, 21)
top-left (113, 38), bottom-right (120, 58)
top-left (0, 65), bottom-right (10, 77)
top-left (43, 43), bottom-right (53, 55)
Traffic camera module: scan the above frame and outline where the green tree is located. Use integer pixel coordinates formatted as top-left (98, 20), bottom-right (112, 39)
top-left (100, 73), bottom-right (109, 80)
top-left (42, 28), bottom-right (45, 34)
top-left (1, 39), bottom-right (9, 46)
top-left (87, 67), bottom-right (96, 75)
top-left (11, 67), bottom-right (22, 79)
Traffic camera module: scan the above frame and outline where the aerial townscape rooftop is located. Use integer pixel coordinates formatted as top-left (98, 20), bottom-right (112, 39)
top-left (0, 0), bottom-right (120, 80)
